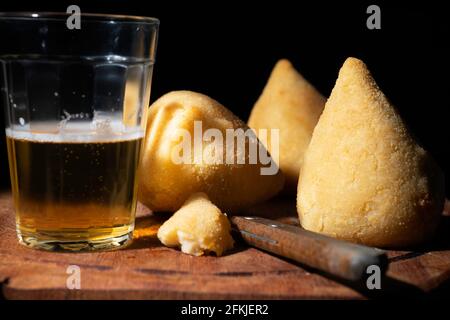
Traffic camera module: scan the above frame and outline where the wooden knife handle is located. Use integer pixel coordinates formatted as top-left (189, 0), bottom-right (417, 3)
top-left (231, 216), bottom-right (388, 282)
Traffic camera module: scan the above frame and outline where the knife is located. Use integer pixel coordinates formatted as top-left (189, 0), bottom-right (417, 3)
top-left (230, 216), bottom-right (388, 282)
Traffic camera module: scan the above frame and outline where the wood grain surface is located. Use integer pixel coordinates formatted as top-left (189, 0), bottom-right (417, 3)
top-left (1, 192), bottom-right (449, 300)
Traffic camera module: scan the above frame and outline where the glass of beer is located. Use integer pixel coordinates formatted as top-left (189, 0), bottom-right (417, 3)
top-left (0, 12), bottom-right (159, 251)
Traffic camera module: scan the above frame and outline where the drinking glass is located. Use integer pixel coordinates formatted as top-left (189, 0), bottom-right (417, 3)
top-left (0, 12), bottom-right (159, 251)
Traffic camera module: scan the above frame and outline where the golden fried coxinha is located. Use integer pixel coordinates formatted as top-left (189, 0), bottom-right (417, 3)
top-left (297, 57), bottom-right (445, 248)
top-left (138, 91), bottom-right (284, 213)
top-left (248, 59), bottom-right (326, 194)
top-left (157, 192), bottom-right (234, 256)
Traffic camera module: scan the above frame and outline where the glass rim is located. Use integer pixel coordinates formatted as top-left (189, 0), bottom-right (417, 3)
top-left (0, 11), bottom-right (159, 25)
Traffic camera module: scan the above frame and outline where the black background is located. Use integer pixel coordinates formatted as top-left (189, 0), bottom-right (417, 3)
top-left (0, 0), bottom-right (449, 197)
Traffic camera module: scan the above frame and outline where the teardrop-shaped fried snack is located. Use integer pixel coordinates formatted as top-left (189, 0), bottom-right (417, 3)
top-left (248, 59), bottom-right (326, 194)
top-left (138, 90), bottom-right (284, 212)
top-left (297, 57), bottom-right (445, 248)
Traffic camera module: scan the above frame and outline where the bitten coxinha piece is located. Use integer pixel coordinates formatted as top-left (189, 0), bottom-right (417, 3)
top-left (138, 57), bottom-right (445, 256)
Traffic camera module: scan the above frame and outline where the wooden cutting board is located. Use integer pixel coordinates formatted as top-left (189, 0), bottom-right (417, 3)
top-left (1, 192), bottom-right (449, 300)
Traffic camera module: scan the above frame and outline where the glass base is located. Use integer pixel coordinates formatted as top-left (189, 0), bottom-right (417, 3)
top-left (17, 229), bottom-right (133, 252)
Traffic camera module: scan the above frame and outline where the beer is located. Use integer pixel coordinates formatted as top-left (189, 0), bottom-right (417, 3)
top-left (6, 128), bottom-right (143, 251)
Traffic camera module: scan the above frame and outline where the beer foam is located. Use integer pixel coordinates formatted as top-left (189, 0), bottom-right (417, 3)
top-left (6, 121), bottom-right (144, 143)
